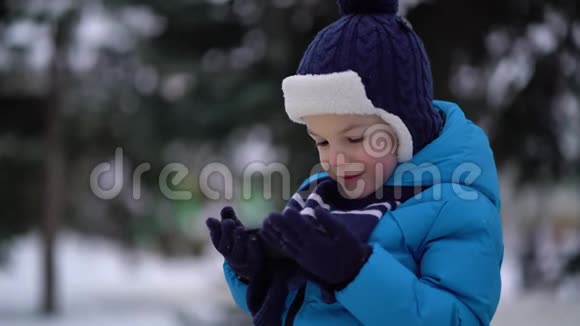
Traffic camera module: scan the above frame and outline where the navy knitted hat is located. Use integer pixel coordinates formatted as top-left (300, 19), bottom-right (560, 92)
top-left (282, 0), bottom-right (442, 162)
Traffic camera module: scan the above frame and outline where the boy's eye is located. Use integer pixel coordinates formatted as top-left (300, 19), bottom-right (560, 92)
top-left (348, 137), bottom-right (364, 143)
top-left (316, 140), bottom-right (329, 147)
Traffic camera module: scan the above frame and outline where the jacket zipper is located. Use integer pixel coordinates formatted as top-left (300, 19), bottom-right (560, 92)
top-left (284, 286), bottom-right (306, 326)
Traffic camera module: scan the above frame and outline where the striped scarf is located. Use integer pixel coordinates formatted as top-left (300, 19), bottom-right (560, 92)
top-left (284, 178), bottom-right (399, 241)
top-left (249, 176), bottom-right (426, 326)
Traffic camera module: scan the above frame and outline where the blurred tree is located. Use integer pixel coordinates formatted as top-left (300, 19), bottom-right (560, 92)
top-left (40, 10), bottom-right (69, 313)
top-left (409, 0), bottom-right (580, 183)
top-left (409, 0), bottom-right (579, 291)
top-left (1, 0), bottom-right (579, 307)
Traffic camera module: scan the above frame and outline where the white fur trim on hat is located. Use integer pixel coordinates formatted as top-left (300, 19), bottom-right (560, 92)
top-left (282, 70), bottom-right (413, 162)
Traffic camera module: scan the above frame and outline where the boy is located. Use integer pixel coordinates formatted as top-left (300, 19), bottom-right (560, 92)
top-left (207, 0), bottom-right (503, 325)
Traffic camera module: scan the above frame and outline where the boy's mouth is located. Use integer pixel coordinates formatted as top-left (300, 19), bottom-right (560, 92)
top-left (341, 173), bottom-right (364, 184)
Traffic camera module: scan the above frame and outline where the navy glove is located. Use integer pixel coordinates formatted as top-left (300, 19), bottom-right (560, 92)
top-left (206, 206), bottom-right (264, 282)
top-left (261, 206), bottom-right (372, 290)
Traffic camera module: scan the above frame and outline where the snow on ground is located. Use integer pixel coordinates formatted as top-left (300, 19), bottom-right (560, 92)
top-left (0, 232), bottom-right (251, 325)
top-left (493, 292), bottom-right (580, 326)
top-left (493, 240), bottom-right (580, 326)
top-left (0, 232), bottom-right (579, 325)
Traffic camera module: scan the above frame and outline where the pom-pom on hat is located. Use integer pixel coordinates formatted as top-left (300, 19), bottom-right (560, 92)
top-left (339, 0), bottom-right (398, 15)
top-left (282, 0), bottom-right (442, 162)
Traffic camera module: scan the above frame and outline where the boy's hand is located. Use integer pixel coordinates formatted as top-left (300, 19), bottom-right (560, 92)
top-left (261, 207), bottom-right (372, 289)
top-left (206, 206), bottom-right (264, 282)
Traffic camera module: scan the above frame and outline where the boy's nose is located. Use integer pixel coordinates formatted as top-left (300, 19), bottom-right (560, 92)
top-left (328, 148), bottom-right (349, 169)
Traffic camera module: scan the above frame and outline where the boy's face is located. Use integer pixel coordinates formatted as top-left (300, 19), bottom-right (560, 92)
top-left (303, 114), bottom-right (399, 199)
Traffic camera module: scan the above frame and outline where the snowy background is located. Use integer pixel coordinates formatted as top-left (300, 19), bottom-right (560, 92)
top-left (0, 233), bottom-right (252, 326)
top-left (1, 0), bottom-right (580, 325)
top-left (1, 231), bottom-right (579, 326)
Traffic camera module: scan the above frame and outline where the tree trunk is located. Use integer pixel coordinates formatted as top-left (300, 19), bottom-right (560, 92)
top-left (41, 101), bottom-right (63, 315)
top-left (40, 11), bottom-right (74, 316)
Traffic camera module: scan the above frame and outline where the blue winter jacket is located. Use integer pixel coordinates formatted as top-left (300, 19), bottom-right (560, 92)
top-left (223, 101), bottom-right (504, 325)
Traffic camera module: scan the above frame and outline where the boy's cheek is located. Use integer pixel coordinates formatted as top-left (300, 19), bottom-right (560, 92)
top-left (364, 158), bottom-right (397, 184)
top-left (378, 160), bottom-right (398, 184)
top-left (319, 160), bottom-right (331, 173)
